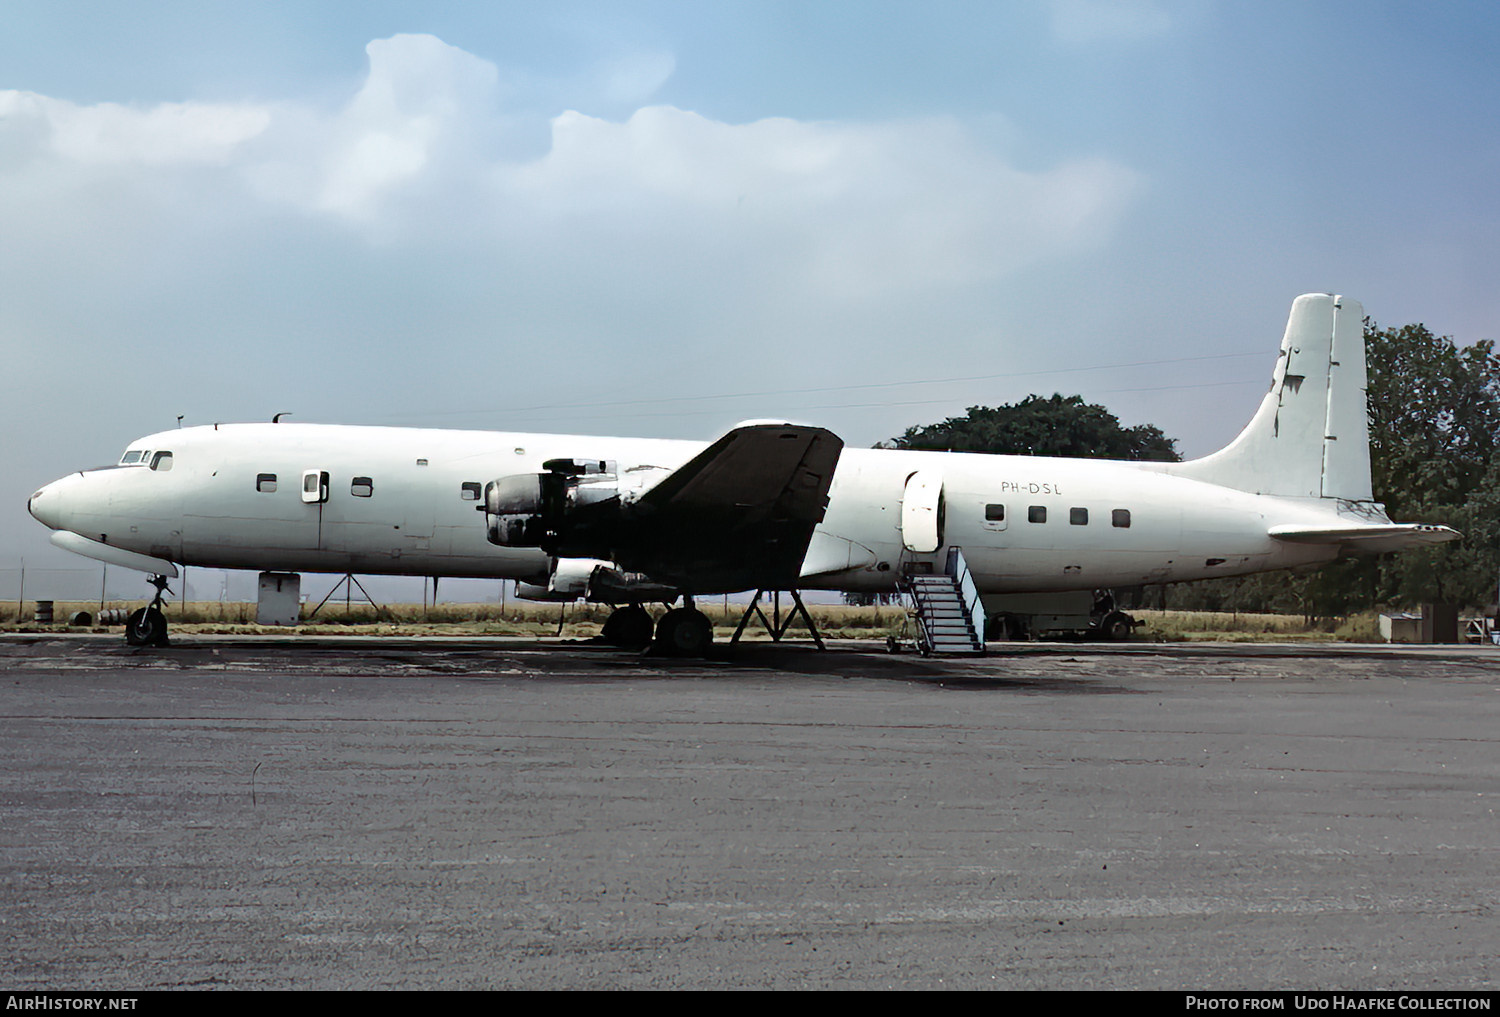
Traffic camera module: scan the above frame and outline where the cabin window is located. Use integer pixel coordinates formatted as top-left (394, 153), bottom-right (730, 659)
top-left (984, 503), bottom-right (1005, 522)
top-left (149, 451), bottom-right (173, 472)
top-left (351, 476), bottom-right (374, 498)
top-left (1070, 507), bottom-right (1088, 526)
top-left (256, 473), bottom-right (278, 493)
top-left (1028, 505), bottom-right (1047, 524)
top-left (1112, 509), bottom-right (1132, 528)
top-left (416, 458), bottom-right (429, 467)
top-left (461, 482), bottom-right (481, 501)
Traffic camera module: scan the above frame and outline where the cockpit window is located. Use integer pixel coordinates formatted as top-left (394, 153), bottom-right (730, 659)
top-left (120, 450), bottom-right (144, 465)
top-left (149, 451), bottom-right (173, 471)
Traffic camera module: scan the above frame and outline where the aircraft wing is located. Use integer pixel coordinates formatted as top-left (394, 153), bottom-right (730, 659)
top-left (1269, 522), bottom-right (1461, 553)
top-left (617, 421), bottom-right (843, 592)
top-left (50, 530), bottom-right (180, 577)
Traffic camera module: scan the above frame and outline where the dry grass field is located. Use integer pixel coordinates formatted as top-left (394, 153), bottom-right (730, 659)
top-left (0, 599), bottom-right (1400, 642)
top-left (1133, 608), bottom-right (1386, 643)
top-left (0, 599), bottom-right (906, 640)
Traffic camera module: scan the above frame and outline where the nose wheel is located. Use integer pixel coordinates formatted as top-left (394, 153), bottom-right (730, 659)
top-left (125, 575), bottom-right (171, 647)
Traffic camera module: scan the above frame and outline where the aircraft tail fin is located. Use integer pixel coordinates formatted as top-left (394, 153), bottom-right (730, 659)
top-left (1165, 293), bottom-right (1372, 501)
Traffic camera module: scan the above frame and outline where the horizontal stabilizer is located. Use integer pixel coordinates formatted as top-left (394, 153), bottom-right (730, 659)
top-left (1269, 522), bottom-right (1460, 553)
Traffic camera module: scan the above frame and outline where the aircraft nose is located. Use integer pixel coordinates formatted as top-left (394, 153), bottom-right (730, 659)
top-left (27, 478), bottom-right (68, 530)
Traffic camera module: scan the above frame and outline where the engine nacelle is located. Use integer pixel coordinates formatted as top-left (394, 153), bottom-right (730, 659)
top-left (548, 556), bottom-right (604, 597)
top-left (484, 458), bottom-right (638, 555)
top-left (484, 472), bottom-right (566, 548)
top-left (514, 557), bottom-right (606, 602)
top-left (513, 556), bottom-right (678, 604)
top-left (513, 581), bottom-right (567, 602)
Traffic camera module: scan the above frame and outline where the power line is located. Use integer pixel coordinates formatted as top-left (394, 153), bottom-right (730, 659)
top-left (378, 350), bottom-right (1267, 425)
top-left (420, 378), bottom-right (1266, 428)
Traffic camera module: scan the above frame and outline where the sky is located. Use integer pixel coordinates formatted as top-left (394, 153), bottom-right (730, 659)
top-left (3, 0), bottom-right (1499, 596)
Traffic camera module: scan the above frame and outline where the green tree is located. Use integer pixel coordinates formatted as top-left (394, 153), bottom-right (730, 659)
top-left (1179, 321), bottom-right (1500, 615)
top-left (1365, 322), bottom-right (1500, 608)
top-left (890, 393), bottom-right (1180, 461)
top-left (1366, 324), bottom-right (1500, 517)
top-left (890, 321), bottom-right (1500, 616)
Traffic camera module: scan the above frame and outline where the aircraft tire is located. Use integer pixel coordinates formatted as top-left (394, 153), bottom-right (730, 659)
top-left (602, 605), bottom-right (654, 649)
top-left (654, 607), bottom-right (713, 657)
top-left (1100, 611), bottom-right (1133, 642)
top-left (124, 607), bottom-right (168, 647)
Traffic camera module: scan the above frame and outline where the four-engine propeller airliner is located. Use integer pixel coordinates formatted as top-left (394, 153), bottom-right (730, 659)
top-left (27, 294), bottom-right (1458, 653)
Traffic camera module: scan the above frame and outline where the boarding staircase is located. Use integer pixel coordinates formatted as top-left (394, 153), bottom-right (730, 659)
top-left (901, 547), bottom-right (986, 656)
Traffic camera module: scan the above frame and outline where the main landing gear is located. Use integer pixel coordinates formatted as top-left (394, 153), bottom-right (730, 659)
top-left (653, 605), bottom-right (713, 657)
top-left (597, 591), bottom-right (825, 657)
top-left (600, 604), bottom-right (655, 650)
top-left (125, 574), bottom-right (171, 647)
top-left (598, 600), bottom-right (714, 656)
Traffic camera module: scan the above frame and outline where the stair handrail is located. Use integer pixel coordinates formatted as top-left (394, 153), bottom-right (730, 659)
top-left (945, 546), bottom-right (985, 650)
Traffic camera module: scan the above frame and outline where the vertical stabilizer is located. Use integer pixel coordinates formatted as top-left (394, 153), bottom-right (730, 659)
top-left (1166, 294), bottom-right (1372, 501)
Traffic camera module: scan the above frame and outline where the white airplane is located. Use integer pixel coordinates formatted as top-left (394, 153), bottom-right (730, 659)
top-left (28, 293), bottom-right (1457, 653)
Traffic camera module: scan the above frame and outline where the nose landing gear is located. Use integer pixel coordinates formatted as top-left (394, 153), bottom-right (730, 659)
top-left (125, 574), bottom-right (171, 647)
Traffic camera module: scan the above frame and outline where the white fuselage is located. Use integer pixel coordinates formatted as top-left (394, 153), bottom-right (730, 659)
top-left (29, 422), bottom-right (1347, 595)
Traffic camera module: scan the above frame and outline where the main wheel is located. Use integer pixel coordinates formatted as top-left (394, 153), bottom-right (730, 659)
top-left (654, 607), bottom-right (713, 657)
top-left (1100, 611), bottom-right (1133, 642)
top-left (125, 607), bottom-right (168, 647)
top-left (601, 605), bottom-right (654, 649)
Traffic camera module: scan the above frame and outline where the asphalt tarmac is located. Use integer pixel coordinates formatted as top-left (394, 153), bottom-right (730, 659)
top-left (0, 633), bottom-right (1496, 990)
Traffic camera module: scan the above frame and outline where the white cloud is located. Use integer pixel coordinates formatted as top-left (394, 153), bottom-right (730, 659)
top-left (0, 89), bottom-right (270, 166)
top-left (0, 32), bottom-right (1147, 455)
top-left (0, 33), bottom-right (1139, 283)
top-left (0, 32), bottom-right (1153, 567)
